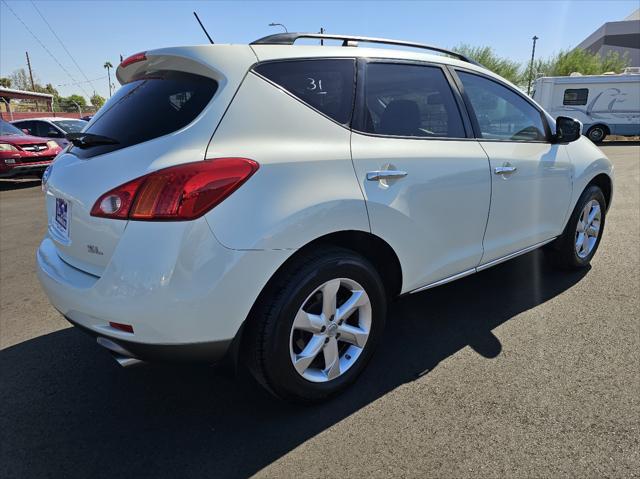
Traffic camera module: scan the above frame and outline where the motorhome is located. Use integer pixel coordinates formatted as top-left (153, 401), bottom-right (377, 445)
top-left (532, 70), bottom-right (640, 143)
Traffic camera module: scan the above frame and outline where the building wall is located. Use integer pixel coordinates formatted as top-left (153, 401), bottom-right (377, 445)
top-left (577, 16), bottom-right (640, 67)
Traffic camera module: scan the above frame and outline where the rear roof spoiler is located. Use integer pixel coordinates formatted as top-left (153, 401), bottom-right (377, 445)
top-left (251, 33), bottom-right (483, 67)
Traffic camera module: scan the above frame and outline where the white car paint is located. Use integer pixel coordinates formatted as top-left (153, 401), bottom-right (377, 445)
top-left (36, 40), bottom-right (613, 361)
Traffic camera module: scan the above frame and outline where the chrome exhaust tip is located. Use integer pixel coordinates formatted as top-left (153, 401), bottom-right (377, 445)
top-left (96, 336), bottom-right (143, 368)
top-left (111, 353), bottom-right (143, 368)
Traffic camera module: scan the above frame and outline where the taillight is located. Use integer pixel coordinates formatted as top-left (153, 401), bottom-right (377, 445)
top-left (120, 51), bottom-right (147, 68)
top-left (90, 158), bottom-right (259, 221)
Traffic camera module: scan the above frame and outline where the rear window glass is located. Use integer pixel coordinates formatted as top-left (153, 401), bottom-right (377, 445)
top-left (253, 59), bottom-right (356, 125)
top-left (71, 70), bottom-right (217, 158)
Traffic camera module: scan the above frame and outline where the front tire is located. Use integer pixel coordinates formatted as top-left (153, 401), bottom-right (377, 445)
top-left (547, 185), bottom-right (606, 269)
top-left (245, 247), bottom-right (387, 403)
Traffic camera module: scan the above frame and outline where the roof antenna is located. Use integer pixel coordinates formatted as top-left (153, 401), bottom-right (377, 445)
top-left (193, 11), bottom-right (214, 44)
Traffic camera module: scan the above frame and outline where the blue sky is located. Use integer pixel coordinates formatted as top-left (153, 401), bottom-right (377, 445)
top-left (1, 0), bottom-right (637, 100)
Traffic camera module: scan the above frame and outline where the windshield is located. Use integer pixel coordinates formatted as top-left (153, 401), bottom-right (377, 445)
top-left (52, 119), bottom-right (87, 133)
top-left (0, 121), bottom-right (26, 136)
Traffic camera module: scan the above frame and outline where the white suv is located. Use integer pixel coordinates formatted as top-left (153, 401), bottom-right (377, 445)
top-left (37, 33), bottom-right (613, 402)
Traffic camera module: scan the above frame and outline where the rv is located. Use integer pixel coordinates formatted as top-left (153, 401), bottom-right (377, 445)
top-left (532, 70), bottom-right (640, 143)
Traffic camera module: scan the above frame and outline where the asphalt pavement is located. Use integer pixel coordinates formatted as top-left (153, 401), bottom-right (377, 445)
top-left (1, 144), bottom-right (638, 478)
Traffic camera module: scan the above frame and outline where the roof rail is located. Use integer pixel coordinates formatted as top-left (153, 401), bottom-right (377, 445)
top-left (250, 33), bottom-right (481, 66)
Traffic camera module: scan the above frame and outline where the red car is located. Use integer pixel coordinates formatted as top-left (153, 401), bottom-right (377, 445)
top-left (0, 120), bottom-right (62, 178)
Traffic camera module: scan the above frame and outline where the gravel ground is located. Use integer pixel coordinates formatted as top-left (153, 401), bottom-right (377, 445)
top-left (0, 143), bottom-right (638, 478)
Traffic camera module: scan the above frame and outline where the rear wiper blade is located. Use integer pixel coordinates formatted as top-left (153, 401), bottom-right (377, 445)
top-left (66, 132), bottom-right (119, 148)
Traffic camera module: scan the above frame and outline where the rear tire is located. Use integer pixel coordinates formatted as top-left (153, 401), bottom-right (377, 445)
top-left (547, 185), bottom-right (606, 269)
top-left (586, 125), bottom-right (608, 143)
top-left (245, 247), bottom-right (387, 403)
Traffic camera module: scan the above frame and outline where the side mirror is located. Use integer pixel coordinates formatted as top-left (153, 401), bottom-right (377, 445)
top-left (555, 116), bottom-right (582, 143)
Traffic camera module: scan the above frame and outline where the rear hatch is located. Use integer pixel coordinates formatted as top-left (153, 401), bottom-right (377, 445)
top-left (42, 45), bottom-right (257, 276)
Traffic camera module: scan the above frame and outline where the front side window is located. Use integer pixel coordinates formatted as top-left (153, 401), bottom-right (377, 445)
top-left (41, 122), bottom-right (63, 137)
top-left (458, 71), bottom-right (547, 141)
top-left (563, 88), bottom-right (588, 105)
top-left (359, 63), bottom-right (466, 138)
top-left (253, 59), bottom-right (356, 125)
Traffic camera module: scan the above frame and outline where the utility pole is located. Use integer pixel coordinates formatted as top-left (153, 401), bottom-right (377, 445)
top-left (320, 27), bottom-right (324, 46)
top-left (527, 35), bottom-right (539, 96)
top-left (25, 51), bottom-right (35, 91)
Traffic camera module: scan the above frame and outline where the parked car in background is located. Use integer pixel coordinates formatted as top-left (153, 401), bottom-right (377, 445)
top-left (532, 70), bottom-right (640, 143)
top-left (12, 117), bottom-right (88, 148)
top-left (0, 120), bottom-right (62, 178)
top-left (37, 34), bottom-right (613, 402)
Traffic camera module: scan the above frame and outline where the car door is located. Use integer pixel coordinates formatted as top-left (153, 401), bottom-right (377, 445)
top-left (455, 70), bottom-right (572, 266)
top-left (350, 61), bottom-right (491, 292)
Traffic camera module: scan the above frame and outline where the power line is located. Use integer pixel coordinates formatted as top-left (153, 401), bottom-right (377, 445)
top-left (57, 74), bottom-right (107, 88)
top-left (1, 0), bottom-right (92, 98)
top-left (30, 1), bottom-right (96, 93)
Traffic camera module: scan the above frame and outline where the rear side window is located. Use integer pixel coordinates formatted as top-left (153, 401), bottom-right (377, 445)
top-left (71, 70), bottom-right (217, 158)
top-left (253, 59), bottom-right (356, 125)
top-left (358, 63), bottom-right (466, 138)
top-left (563, 88), bottom-right (588, 105)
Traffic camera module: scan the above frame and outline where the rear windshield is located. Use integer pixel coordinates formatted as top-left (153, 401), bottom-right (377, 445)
top-left (53, 119), bottom-right (87, 133)
top-left (71, 70), bottom-right (218, 158)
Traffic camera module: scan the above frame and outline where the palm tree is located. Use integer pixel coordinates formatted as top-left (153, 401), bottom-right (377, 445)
top-left (103, 61), bottom-right (113, 97)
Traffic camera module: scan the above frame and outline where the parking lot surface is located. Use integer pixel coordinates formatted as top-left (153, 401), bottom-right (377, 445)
top-left (1, 144), bottom-right (638, 478)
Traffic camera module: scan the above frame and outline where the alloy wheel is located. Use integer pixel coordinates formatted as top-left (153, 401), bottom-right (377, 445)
top-left (575, 199), bottom-right (601, 259)
top-left (289, 278), bottom-right (371, 383)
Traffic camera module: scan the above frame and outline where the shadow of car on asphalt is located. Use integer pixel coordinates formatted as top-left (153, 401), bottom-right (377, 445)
top-left (0, 249), bottom-right (589, 478)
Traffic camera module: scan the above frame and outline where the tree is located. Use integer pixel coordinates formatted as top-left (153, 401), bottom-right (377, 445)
top-left (523, 49), bottom-right (629, 82)
top-left (9, 68), bottom-right (33, 91)
top-left (90, 93), bottom-right (106, 108)
top-left (0, 77), bottom-right (11, 88)
top-left (453, 44), bottom-right (522, 84)
top-left (58, 94), bottom-right (87, 112)
top-left (104, 61), bottom-right (113, 97)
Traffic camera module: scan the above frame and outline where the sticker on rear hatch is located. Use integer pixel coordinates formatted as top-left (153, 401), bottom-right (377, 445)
top-left (54, 198), bottom-right (70, 239)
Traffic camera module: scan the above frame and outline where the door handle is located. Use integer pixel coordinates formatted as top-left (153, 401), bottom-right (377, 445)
top-left (366, 170), bottom-right (408, 181)
top-left (494, 166), bottom-right (517, 175)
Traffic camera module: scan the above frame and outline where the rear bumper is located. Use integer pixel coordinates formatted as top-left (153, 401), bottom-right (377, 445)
top-left (0, 161), bottom-right (50, 178)
top-left (66, 315), bottom-right (232, 363)
top-left (36, 217), bottom-right (291, 362)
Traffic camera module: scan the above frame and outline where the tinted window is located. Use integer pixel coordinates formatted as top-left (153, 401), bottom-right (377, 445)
top-left (1, 120), bottom-right (26, 136)
top-left (458, 71), bottom-right (547, 141)
top-left (72, 70), bottom-right (217, 158)
top-left (38, 121), bottom-right (63, 138)
top-left (254, 59), bottom-right (355, 125)
top-left (53, 119), bottom-right (87, 133)
top-left (563, 88), bottom-right (588, 105)
top-left (360, 63), bottom-right (465, 138)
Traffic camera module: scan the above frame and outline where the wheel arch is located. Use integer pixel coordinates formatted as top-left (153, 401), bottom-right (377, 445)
top-left (586, 172), bottom-right (613, 212)
top-left (232, 230), bottom-right (403, 368)
top-left (263, 230), bottom-right (403, 301)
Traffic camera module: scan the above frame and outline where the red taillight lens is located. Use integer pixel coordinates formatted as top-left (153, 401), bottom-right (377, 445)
top-left (91, 158), bottom-right (259, 221)
top-left (120, 51), bottom-right (147, 68)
